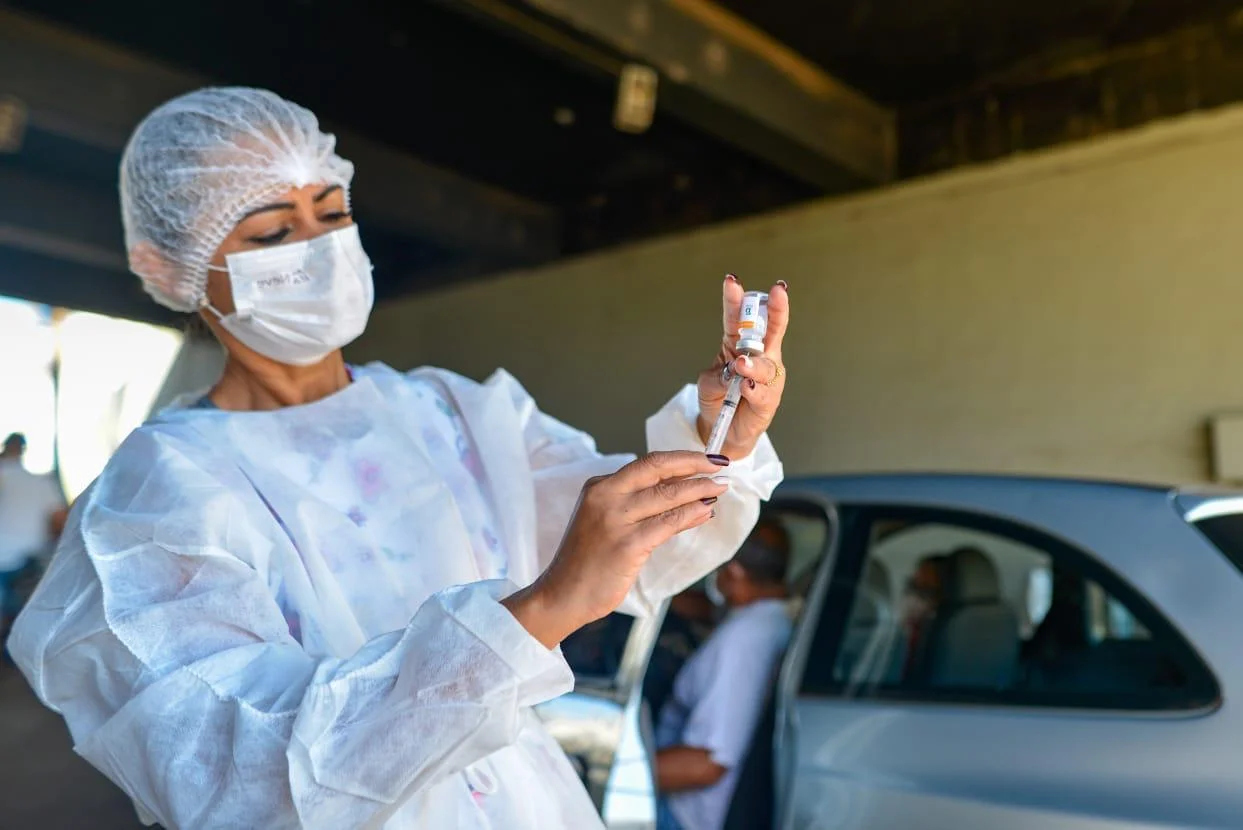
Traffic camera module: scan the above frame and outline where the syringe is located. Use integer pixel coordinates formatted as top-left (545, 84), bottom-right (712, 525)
top-left (705, 291), bottom-right (769, 457)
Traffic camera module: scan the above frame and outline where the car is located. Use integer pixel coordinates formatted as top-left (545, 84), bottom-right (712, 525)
top-left (542, 474), bottom-right (1243, 829)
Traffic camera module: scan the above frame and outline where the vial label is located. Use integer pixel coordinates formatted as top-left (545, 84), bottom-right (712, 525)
top-left (738, 292), bottom-right (768, 337)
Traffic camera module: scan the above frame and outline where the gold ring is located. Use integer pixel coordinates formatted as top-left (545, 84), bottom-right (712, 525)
top-left (766, 363), bottom-right (785, 387)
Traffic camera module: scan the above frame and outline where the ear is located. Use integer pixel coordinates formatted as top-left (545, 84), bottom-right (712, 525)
top-left (128, 242), bottom-right (178, 296)
top-left (725, 561), bottom-right (748, 582)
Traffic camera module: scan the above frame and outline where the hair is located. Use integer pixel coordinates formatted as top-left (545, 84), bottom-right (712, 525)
top-left (909, 553), bottom-right (951, 597)
top-left (4, 433), bottom-right (26, 450)
top-left (184, 313), bottom-right (217, 342)
top-left (733, 516), bottom-right (791, 586)
top-left (918, 552), bottom-right (951, 574)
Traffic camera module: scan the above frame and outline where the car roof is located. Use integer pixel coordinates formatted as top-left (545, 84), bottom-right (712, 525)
top-left (783, 471), bottom-right (1170, 495)
top-left (776, 473), bottom-right (1243, 520)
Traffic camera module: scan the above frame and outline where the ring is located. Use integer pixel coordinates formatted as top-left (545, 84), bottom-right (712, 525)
top-left (766, 363), bottom-right (786, 387)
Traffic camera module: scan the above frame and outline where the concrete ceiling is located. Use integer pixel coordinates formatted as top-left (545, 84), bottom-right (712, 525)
top-left (1, 0), bottom-right (1240, 324)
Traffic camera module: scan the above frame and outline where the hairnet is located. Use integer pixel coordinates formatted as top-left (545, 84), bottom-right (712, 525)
top-left (120, 87), bottom-right (355, 312)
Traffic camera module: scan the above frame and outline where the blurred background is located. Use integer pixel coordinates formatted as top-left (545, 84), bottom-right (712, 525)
top-left (9, 0), bottom-right (1243, 486)
top-left (8, 0), bottom-right (1243, 826)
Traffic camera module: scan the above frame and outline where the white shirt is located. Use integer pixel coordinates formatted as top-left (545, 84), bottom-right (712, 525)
top-left (657, 598), bottom-right (794, 830)
top-left (12, 364), bottom-right (783, 830)
top-left (0, 459), bottom-right (63, 570)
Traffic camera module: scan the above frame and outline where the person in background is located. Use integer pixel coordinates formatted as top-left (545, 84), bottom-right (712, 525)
top-left (654, 517), bottom-right (793, 830)
top-left (643, 581), bottom-right (719, 720)
top-left (901, 552), bottom-right (949, 681)
top-left (0, 434), bottom-right (65, 637)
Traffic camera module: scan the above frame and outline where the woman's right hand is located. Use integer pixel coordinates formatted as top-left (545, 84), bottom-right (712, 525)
top-left (503, 451), bottom-right (729, 648)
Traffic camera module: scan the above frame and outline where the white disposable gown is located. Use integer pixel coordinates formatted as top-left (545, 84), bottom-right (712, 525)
top-left (11, 362), bottom-right (782, 829)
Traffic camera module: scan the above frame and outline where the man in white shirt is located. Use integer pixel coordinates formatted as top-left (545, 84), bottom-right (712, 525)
top-left (654, 518), bottom-right (793, 830)
top-left (0, 434), bottom-right (65, 633)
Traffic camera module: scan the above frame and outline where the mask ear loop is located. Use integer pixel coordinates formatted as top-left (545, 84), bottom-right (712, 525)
top-left (202, 263), bottom-right (248, 321)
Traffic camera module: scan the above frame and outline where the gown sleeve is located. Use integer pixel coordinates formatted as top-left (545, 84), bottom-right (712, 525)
top-left (498, 371), bottom-right (784, 618)
top-left (9, 427), bottom-right (574, 830)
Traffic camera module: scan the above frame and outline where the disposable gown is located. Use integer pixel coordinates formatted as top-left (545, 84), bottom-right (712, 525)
top-left (11, 362), bottom-right (782, 829)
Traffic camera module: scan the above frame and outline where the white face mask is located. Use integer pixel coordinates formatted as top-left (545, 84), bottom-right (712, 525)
top-left (205, 224), bottom-right (375, 366)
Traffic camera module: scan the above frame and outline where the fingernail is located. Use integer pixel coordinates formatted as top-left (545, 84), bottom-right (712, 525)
top-left (710, 508), bottom-right (717, 519)
top-left (748, 379), bottom-right (757, 390)
top-left (725, 273), bottom-right (738, 282)
top-left (740, 355), bottom-right (753, 369)
top-left (777, 280), bottom-right (788, 292)
top-left (707, 454), bottom-right (730, 466)
top-left (701, 496), bottom-right (719, 506)
top-left (710, 475), bottom-right (731, 486)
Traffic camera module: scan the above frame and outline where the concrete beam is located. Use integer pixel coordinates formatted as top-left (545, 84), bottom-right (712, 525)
top-left (0, 8), bottom-right (561, 264)
top-left (0, 246), bottom-right (177, 327)
top-left (0, 165), bottom-right (172, 324)
top-left (0, 167), bottom-right (127, 273)
top-left (439, 0), bottom-right (895, 190)
top-left (900, 11), bottom-right (1243, 178)
top-left (0, 164), bottom-right (517, 316)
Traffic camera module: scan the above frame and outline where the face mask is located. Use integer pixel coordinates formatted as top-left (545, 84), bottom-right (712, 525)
top-left (205, 224), bottom-right (375, 366)
top-left (705, 571), bottom-right (727, 607)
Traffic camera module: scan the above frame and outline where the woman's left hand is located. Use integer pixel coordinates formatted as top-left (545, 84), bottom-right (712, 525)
top-left (697, 276), bottom-right (790, 460)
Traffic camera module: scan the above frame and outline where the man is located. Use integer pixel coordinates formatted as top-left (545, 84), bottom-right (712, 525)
top-left (654, 518), bottom-right (793, 830)
top-left (0, 434), bottom-right (65, 634)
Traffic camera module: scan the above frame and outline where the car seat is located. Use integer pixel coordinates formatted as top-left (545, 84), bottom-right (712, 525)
top-left (926, 548), bottom-right (1019, 689)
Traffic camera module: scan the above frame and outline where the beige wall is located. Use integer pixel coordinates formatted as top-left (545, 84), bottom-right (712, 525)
top-left (353, 103), bottom-right (1243, 484)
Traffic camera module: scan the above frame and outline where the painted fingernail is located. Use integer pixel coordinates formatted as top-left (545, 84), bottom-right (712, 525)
top-left (725, 273), bottom-right (738, 282)
top-left (707, 454), bottom-right (730, 466)
top-left (701, 496), bottom-right (719, 506)
top-left (710, 508), bottom-right (717, 519)
top-left (748, 379), bottom-right (757, 390)
top-left (777, 280), bottom-right (789, 291)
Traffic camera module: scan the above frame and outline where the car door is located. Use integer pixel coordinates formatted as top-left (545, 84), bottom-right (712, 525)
top-left (774, 504), bottom-right (1226, 830)
top-left (535, 605), bottom-right (666, 830)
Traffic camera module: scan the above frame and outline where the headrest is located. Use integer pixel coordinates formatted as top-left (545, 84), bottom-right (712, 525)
top-left (949, 548), bottom-right (1000, 603)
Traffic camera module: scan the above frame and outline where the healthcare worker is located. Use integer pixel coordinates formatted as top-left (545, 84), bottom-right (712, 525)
top-left (10, 87), bottom-right (788, 830)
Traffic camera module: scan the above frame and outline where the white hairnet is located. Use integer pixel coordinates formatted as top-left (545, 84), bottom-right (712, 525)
top-left (120, 87), bottom-right (355, 312)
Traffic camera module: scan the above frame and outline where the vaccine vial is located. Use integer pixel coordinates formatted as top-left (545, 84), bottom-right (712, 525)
top-left (736, 291), bottom-right (769, 354)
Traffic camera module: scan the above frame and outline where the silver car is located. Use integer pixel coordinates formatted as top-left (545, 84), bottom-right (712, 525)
top-left (542, 474), bottom-right (1243, 829)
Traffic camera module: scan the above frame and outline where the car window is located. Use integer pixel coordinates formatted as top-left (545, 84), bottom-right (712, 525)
top-left (642, 502), bottom-right (834, 718)
top-left (800, 507), bottom-right (1217, 711)
top-left (562, 613), bottom-right (635, 686)
top-left (1192, 511), bottom-right (1243, 575)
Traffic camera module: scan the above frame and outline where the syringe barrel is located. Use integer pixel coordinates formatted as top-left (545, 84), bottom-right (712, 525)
top-left (705, 374), bottom-right (745, 456)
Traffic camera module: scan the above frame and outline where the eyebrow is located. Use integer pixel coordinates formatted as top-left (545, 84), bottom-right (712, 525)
top-left (240, 201), bottom-right (294, 220)
top-left (239, 185), bottom-right (344, 220)
top-left (313, 184), bottom-right (343, 203)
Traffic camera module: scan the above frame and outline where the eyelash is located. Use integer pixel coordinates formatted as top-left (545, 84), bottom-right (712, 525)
top-left (247, 211), bottom-right (353, 246)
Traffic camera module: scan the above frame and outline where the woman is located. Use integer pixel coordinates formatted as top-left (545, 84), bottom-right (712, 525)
top-left (11, 87), bottom-right (788, 829)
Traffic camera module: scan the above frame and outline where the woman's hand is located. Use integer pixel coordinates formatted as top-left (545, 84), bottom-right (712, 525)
top-left (696, 276), bottom-right (790, 460)
top-left (503, 452), bottom-right (729, 648)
